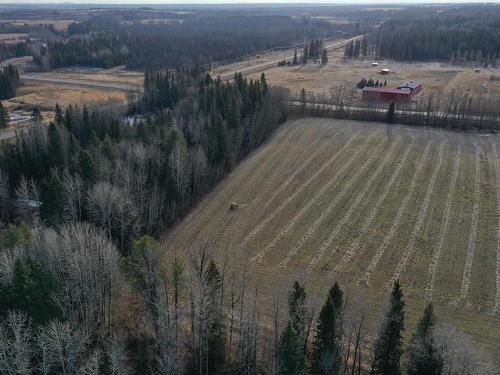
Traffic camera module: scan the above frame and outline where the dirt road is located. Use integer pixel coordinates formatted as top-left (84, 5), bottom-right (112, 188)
top-left (19, 74), bottom-right (141, 91)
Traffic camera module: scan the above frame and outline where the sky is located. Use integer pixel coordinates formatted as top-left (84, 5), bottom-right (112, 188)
top-left (1, 0), bottom-right (498, 3)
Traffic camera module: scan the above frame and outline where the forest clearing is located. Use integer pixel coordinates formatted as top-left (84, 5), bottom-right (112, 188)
top-left (165, 118), bottom-right (500, 368)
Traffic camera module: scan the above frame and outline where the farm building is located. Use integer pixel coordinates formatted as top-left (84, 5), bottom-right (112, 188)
top-left (397, 80), bottom-right (423, 95)
top-left (362, 80), bottom-right (423, 102)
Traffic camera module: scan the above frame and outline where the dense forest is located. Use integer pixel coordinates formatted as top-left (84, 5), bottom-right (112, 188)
top-left (38, 16), bottom-right (344, 70)
top-left (0, 68), bottom-right (286, 251)
top-left (0, 64), bottom-right (21, 100)
top-left (375, 7), bottom-right (500, 63)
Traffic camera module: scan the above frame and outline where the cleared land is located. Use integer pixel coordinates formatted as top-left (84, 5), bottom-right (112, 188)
top-left (247, 49), bottom-right (500, 101)
top-left (0, 19), bottom-right (80, 31)
top-left (165, 118), bottom-right (500, 371)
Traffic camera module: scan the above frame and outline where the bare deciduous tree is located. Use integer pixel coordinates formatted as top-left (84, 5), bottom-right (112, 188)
top-left (0, 311), bottom-right (33, 375)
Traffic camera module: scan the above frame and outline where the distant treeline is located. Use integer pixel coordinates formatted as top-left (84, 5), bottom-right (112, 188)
top-left (0, 64), bottom-right (21, 100)
top-left (36, 16), bottom-right (346, 70)
top-left (375, 7), bottom-right (500, 63)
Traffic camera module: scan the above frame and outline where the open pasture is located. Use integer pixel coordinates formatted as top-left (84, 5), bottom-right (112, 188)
top-left (165, 118), bottom-right (500, 369)
top-left (247, 49), bottom-right (500, 101)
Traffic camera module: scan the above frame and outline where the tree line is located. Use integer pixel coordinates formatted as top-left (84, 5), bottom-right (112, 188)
top-left (0, 68), bottom-right (287, 252)
top-left (0, 64), bottom-right (21, 101)
top-left (0, 228), bottom-right (481, 374)
top-left (375, 7), bottom-right (500, 64)
top-left (35, 16), bottom-right (341, 70)
top-left (295, 86), bottom-right (500, 131)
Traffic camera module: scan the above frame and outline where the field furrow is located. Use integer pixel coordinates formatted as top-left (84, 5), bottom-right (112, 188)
top-left (304, 137), bottom-right (401, 272)
top-left (389, 142), bottom-right (445, 286)
top-left (261, 129), bottom-right (340, 212)
top-left (251, 131), bottom-right (379, 263)
top-left (458, 143), bottom-right (481, 304)
top-left (332, 137), bottom-right (416, 275)
top-left (240, 131), bottom-right (358, 248)
top-left (360, 141), bottom-right (432, 286)
top-left (425, 144), bottom-right (461, 301)
top-left (492, 144), bottom-right (500, 314)
top-left (278, 135), bottom-right (395, 268)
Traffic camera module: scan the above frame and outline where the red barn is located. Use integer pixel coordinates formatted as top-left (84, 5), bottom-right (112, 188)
top-left (362, 87), bottom-right (412, 102)
top-left (397, 80), bottom-right (423, 95)
top-left (362, 80), bottom-right (423, 102)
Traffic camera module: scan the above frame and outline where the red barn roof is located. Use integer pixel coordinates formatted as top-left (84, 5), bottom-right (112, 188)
top-left (362, 87), bottom-right (411, 95)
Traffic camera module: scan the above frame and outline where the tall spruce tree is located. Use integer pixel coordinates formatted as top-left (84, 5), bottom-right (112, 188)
top-left (0, 101), bottom-right (9, 128)
top-left (204, 260), bottom-right (227, 375)
top-left (321, 49), bottom-right (328, 65)
top-left (386, 102), bottom-right (396, 124)
top-left (311, 282), bottom-right (344, 375)
top-left (406, 303), bottom-right (443, 375)
top-left (40, 169), bottom-right (65, 226)
top-left (54, 103), bottom-right (64, 126)
top-left (288, 281), bottom-right (309, 351)
top-left (0, 257), bottom-right (62, 325)
top-left (31, 107), bottom-right (43, 124)
top-left (278, 322), bottom-right (306, 375)
top-left (371, 280), bottom-right (405, 375)
top-left (293, 49), bottom-right (298, 65)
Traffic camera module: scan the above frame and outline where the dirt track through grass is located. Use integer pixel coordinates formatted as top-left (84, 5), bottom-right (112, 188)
top-left (361, 141), bottom-right (432, 286)
top-left (459, 144), bottom-right (481, 304)
top-left (425, 144), bottom-right (461, 301)
top-left (165, 119), bottom-right (500, 369)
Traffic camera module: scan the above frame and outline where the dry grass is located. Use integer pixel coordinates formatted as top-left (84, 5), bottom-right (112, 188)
top-left (245, 48), bottom-right (500, 101)
top-left (164, 118), bottom-right (500, 372)
top-left (0, 33), bottom-right (28, 44)
top-left (39, 66), bottom-right (144, 85)
top-left (3, 82), bottom-right (127, 120)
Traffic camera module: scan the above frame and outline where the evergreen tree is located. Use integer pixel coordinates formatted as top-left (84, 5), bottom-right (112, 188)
top-left (0, 257), bottom-right (62, 325)
top-left (31, 107), bottom-right (43, 124)
top-left (321, 49), bottom-right (328, 64)
top-left (311, 282), bottom-right (344, 375)
top-left (386, 102), bottom-right (396, 124)
top-left (371, 280), bottom-right (405, 375)
top-left (209, 114), bottom-right (232, 171)
top-left (293, 49), bottom-right (298, 65)
top-left (54, 103), bottom-right (64, 125)
top-left (47, 122), bottom-right (64, 169)
top-left (40, 169), bottom-right (65, 225)
top-left (0, 101), bottom-right (9, 128)
top-left (205, 260), bottom-right (227, 375)
top-left (288, 281), bottom-right (309, 350)
top-left (278, 322), bottom-right (306, 375)
top-left (303, 45), bottom-right (309, 64)
top-left (406, 304), bottom-right (443, 375)
top-left (79, 149), bottom-right (98, 184)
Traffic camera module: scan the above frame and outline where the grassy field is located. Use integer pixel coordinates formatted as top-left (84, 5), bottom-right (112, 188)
top-left (247, 48), bottom-right (500, 101)
top-left (164, 118), bottom-right (500, 371)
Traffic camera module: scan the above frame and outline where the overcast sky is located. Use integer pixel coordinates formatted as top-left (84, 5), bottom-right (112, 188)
top-left (1, 0), bottom-right (499, 4)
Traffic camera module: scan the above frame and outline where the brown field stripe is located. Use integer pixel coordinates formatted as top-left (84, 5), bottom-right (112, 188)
top-left (332, 137), bottom-right (415, 276)
top-left (425, 144), bottom-right (461, 302)
top-left (240, 131), bottom-right (359, 249)
top-left (261, 128), bottom-right (343, 211)
top-left (302, 137), bottom-right (400, 273)
top-left (360, 141), bottom-right (432, 287)
top-left (251, 131), bottom-right (380, 263)
top-left (459, 143), bottom-right (481, 304)
top-left (389, 142), bottom-right (445, 287)
top-left (189, 122), bottom-right (301, 233)
top-left (493, 144), bottom-right (500, 314)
